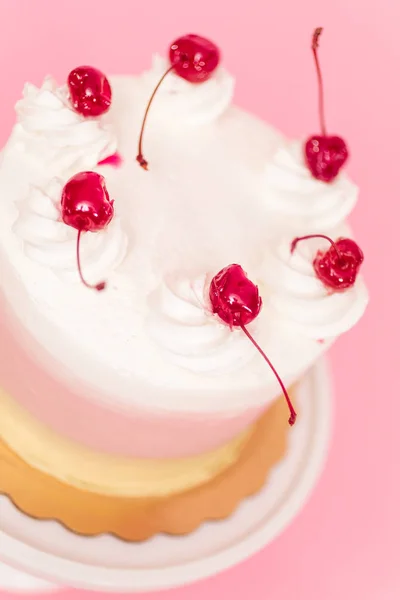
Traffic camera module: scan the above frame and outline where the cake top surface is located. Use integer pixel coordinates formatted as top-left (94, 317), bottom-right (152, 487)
top-left (0, 32), bottom-right (368, 416)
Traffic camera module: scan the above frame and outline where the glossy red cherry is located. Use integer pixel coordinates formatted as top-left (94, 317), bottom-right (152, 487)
top-left (61, 171), bottom-right (114, 291)
top-left (291, 234), bottom-right (364, 291)
top-left (136, 33), bottom-right (220, 170)
top-left (169, 34), bottom-right (220, 83)
top-left (304, 28), bottom-right (348, 183)
top-left (209, 264), bottom-right (262, 327)
top-left (68, 66), bottom-right (112, 117)
top-left (209, 264), bottom-right (297, 426)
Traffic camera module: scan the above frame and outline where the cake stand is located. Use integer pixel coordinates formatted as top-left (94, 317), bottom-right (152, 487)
top-left (0, 562), bottom-right (60, 594)
top-left (0, 359), bottom-right (332, 593)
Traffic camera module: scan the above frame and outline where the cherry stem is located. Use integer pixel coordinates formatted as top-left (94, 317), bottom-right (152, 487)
top-left (291, 234), bottom-right (342, 262)
top-left (240, 325), bottom-right (297, 426)
top-left (312, 27), bottom-right (327, 137)
top-left (76, 229), bottom-right (106, 292)
top-left (136, 64), bottom-right (176, 170)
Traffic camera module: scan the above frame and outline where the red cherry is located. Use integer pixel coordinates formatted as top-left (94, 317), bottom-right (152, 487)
top-left (304, 27), bottom-right (348, 183)
top-left (61, 171), bottom-right (114, 291)
top-left (68, 66), bottom-right (112, 117)
top-left (305, 135), bottom-right (348, 183)
top-left (291, 234), bottom-right (364, 291)
top-left (209, 264), bottom-right (297, 426)
top-left (209, 264), bottom-right (262, 327)
top-left (136, 34), bottom-right (220, 170)
top-left (169, 34), bottom-right (220, 83)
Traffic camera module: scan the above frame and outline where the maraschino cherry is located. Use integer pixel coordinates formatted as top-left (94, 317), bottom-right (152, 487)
top-left (61, 171), bottom-right (114, 291)
top-left (68, 66), bottom-right (112, 117)
top-left (209, 264), bottom-right (297, 426)
top-left (136, 34), bottom-right (220, 170)
top-left (304, 27), bottom-right (348, 183)
top-left (291, 234), bottom-right (364, 291)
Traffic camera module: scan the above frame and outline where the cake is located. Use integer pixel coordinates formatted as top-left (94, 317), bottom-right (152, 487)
top-left (0, 29), bottom-right (368, 541)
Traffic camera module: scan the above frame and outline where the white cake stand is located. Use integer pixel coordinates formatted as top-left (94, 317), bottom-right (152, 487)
top-left (0, 359), bottom-right (332, 594)
top-left (0, 562), bottom-right (60, 594)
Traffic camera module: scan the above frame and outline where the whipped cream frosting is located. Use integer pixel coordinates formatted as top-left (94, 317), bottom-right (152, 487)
top-left (0, 74), bottom-right (368, 421)
top-left (147, 273), bottom-right (256, 373)
top-left (12, 177), bottom-right (128, 281)
top-left (14, 76), bottom-right (116, 177)
top-left (139, 54), bottom-right (235, 126)
top-left (262, 140), bottom-right (358, 232)
top-left (262, 233), bottom-right (369, 339)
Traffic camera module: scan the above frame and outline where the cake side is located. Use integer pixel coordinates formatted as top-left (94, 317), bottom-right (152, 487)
top-left (0, 393), bottom-right (289, 541)
top-left (0, 388), bottom-right (256, 497)
top-left (0, 299), bottom-right (264, 458)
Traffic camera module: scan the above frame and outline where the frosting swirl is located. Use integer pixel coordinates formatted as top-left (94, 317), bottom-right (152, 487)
top-left (15, 76), bottom-right (116, 176)
top-left (263, 141), bottom-right (358, 232)
top-left (147, 274), bottom-right (256, 373)
top-left (139, 55), bottom-right (235, 126)
top-left (262, 235), bottom-right (369, 339)
top-left (13, 178), bottom-right (128, 281)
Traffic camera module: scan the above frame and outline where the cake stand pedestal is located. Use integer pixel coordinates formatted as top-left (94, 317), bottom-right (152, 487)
top-left (0, 359), bottom-right (332, 593)
top-left (0, 560), bottom-right (61, 594)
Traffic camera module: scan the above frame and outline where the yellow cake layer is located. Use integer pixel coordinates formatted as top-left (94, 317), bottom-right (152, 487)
top-left (0, 389), bottom-right (254, 498)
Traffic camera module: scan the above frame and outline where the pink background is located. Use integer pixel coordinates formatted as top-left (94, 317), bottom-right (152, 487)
top-left (0, 0), bottom-right (398, 598)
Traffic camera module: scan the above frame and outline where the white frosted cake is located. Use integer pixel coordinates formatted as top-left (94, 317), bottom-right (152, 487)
top-left (0, 30), bottom-right (368, 540)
